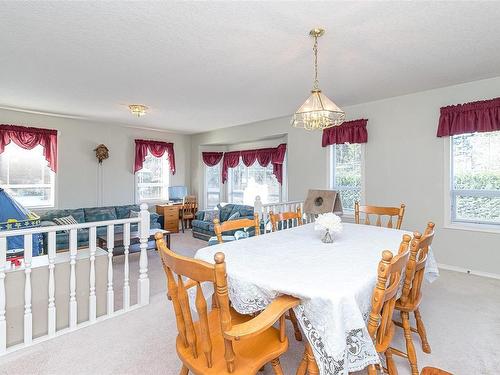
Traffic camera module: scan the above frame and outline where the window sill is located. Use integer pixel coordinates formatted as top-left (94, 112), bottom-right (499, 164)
top-left (444, 222), bottom-right (500, 234)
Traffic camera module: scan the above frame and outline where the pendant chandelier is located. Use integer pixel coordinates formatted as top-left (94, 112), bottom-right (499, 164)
top-left (292, 28), bottom-right (345, 130)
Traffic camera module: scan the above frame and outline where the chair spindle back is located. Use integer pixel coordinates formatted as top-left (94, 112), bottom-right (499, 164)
top-left (400, 222), bottom-right (435, 306)
top-left (213, 213), bottom-right (260, 244)
top-left (155, 233), bottom-right (236, 372)
top-left (367, 234), bottom-right (411, 349)
top-left (269, 207), bottom-right (302, 232)
top-left (354, 202), bottom-right (406, 229)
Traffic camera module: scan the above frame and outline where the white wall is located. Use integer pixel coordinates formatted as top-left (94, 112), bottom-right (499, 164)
top-left (191, 76), bottom-right (500, 275)
top-left (0, 108), bottom-right (191, 209)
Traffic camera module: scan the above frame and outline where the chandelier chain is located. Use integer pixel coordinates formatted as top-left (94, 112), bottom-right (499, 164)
top-left (313, 35), bottom-right (319, 90)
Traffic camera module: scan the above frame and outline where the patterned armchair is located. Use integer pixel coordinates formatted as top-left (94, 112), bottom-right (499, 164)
top-left (191, 203), bottom-right (254, 241)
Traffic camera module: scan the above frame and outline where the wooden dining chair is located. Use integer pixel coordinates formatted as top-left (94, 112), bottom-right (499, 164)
top-left (268, 207), bottom-right (304, 342)
top-left (155, 232), bottom-right (299, 375)
top-left (213, 214), bottom-right (260, 244)
top-left (392, 222), bottom-right (436, 375)
top-left (296, 234), bottom-right (411, 375)
top-left (269, 207), bottom-right (303, 232)
top-left (180, 195), bottom-right (197, 233)
top-left (354, 201), bottom-right (406, 229)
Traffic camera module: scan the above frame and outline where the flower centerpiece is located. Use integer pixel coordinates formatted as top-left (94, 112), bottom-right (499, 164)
top-left (314, 212), bottom-right (343, 243)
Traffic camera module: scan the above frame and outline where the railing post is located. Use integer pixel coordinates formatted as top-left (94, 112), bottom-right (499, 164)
top-left (47, 232), bottom-right (56, 337)
top-left (0, 237), bottom-right (6, 354)
top-left (254, 195), bottom-right (262, 216)
top-left (106, 224), bottom-right (115, 315)
top-left (69, 229), bottom-right (78, 329)
top-left (23, 234), bottom-right (33, 344)
top-left (89, 226), bottom-right (97, 322)
top-left (123, 223), bottom-right (131, 310)
top-left (138, 203), bottom-right (150, 306)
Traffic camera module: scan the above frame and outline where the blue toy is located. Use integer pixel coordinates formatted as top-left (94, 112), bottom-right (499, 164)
top-left (0, 188), bottom-right (43, 257)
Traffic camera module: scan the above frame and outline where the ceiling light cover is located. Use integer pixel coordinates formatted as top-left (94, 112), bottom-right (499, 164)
top-left (129, 104), bottom-right (148, 117)
top-left (292, 28), bottom-right (345, 130)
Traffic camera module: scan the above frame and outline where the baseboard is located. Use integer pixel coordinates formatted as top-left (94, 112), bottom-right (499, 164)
top-left (437, 263), bottom-right (500, 280)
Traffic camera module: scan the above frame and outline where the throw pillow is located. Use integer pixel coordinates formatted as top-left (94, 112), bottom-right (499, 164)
top-left (129, 210), bottom-right (140, 218)
top-left (227, 212), bottom-right (240, 221)
top-left (53, 215), bottom-right (78, 226)
top-left (203, 210), bottom-right (219, 222)
top-left (53, 215), bottom-right (78, 233)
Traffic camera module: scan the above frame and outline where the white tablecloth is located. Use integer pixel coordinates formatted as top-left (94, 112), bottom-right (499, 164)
top-left (195, 223), bottom-right (439, 375)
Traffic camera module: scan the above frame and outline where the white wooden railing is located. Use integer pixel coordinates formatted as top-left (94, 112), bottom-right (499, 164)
top-left (253, 196), bottom-right (315, 234)
top-left (0, 203), bottom-right (151, 355)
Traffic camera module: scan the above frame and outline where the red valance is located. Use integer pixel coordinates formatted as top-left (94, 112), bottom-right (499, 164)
top-left (437, 97), bottom-right (500, 137)
top-left (0, 124), bottom-right (58, 172)
top-left (134, 139), bottom-right (176, 174)
top-left (322, 119), bottom-right (368, 147)
top-left (202, 151), bottom-right (223, 167)
top-left (221, 144), bottom-right (287, 184)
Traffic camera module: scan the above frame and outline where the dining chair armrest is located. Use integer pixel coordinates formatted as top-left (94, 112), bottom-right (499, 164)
top-left (223, 295), bottom-right (300, 341)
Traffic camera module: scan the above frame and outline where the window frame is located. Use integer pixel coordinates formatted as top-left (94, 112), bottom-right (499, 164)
top-left (0, 143), bottom-right (56, 209)
top-left (445, 133), bottom-right (500, 233)
top-left (134, 152), bottom-right (170, 204)
top-left (328, 143), bottom-right (366, 215)
top-left (204, 162), bottom-right (222, 209)
top-left (227, 159), bottom-right (284, 205)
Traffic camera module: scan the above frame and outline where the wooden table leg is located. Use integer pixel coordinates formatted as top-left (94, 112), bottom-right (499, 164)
top-left (166, 233), bottom-right (171, 249)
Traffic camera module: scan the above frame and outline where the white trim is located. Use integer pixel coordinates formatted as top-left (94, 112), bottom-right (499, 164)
top-left (328, 143), bottom-right (366, 208)
top-left (444, 136), bottom-right (500, 233)
top-left (438, 263), bottom-right (500, 280)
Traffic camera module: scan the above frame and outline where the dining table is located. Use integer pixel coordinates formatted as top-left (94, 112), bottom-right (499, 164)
top-left (195, 222), bottom-right (439, 375)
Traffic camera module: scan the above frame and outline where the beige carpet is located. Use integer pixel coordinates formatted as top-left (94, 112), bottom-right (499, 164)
top-left (0, 230), bottom-right (499, 375)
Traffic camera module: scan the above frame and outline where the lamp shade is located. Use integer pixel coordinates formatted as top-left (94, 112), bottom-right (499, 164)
top-left (292, 90), bottom-right (345, 130)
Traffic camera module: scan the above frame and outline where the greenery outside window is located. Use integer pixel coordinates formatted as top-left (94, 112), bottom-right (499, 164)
top-left (450, 131), bottom-right (500, 225)
top-left (330, 143), bottom-right (363, 212)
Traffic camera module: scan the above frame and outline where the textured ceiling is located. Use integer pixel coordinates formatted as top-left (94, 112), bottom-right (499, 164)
top-left (1, 1), bottom-right (500, 133)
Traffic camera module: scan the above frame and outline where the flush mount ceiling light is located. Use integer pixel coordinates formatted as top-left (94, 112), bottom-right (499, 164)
top-left (129, 104), bottom-right (148, 117)
top-left (291, 28), bottom-right (345, 131)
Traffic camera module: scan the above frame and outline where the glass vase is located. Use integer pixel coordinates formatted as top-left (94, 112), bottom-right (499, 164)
top-left (321, 228), bottom-right (334, 243)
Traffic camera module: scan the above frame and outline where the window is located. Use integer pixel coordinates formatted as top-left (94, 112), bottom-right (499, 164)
top-left (0, 143), bottom-right (55, 207)
top-left (205, 163), bottom-right (221, 209)
top-left (228, 160), bottom-right (281, 205)
top-left (135, 151), bottom-right (170, 202)
top-left (450, 131), bottom-right (500, 225)
top-left (330, 143), bottom-right (363, 211)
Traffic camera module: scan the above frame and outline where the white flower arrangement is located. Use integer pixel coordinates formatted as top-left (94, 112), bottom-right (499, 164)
top-left (314, 212), bottom-right (343, 234)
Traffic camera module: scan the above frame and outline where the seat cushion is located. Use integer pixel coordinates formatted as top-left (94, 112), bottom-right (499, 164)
top-left (84, 207), bottom-right (117, 222)
top-left (176, 307), bottom-right (288, 374)
top-left (115, 204), bottom-right (140, 219)
top-left (192, 220), bottom-right (211, 231)
top-left (219, 204), bottom-right (235, 222)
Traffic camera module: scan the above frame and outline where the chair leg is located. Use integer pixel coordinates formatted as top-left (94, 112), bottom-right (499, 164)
top-left (401, 311), bottom-right (419, 375)
top-left (288, 309), bottom-right (303, 341)
top-left (179, 365), bottom-right (189, 375)
top-left (296, 348), bottom-right (308, 375)
top-left (181, 217), bottom-right (185, 233)
top-left (386, 348), bottom-right (398, 375)
top-left (305, 343), bottom-right (320, 375)
top-left (414, 308), bottom-right (431, 354)
top-left (367, 364), bottom-right (378, 375)
top-left (271, 358), bottom-right (284, 375)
